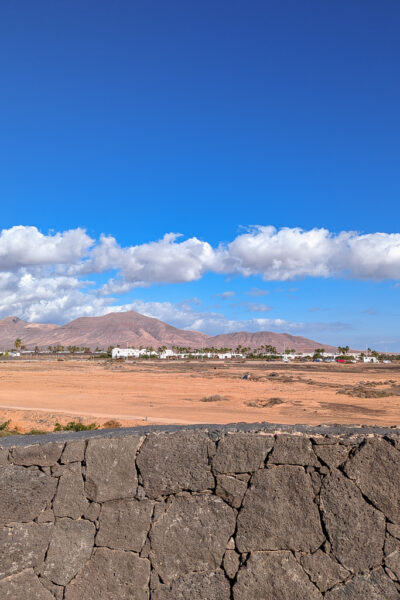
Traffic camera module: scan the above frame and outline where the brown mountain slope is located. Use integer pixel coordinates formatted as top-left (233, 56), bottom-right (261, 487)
top-left (0, 311), bottom-right (337, 352)
top-left (210, 331), bottom-right (337, 353)
top-left (0, 317), bottom-right (59, 350)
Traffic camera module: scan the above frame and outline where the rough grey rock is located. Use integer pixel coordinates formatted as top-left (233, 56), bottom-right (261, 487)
top-left (223, 550), bottom-right (240, 579)
top-left (39, 576), bottom-right (64, 600)
top-left (60, 439), bottom-right (86, 463)
top-left (10, 442), bottom-right (63, 466)
top-left (385, 535), bottom-right (400, 580)
top-left (152, 570), bottom-right (230, 600)
top-left (320, 469), bottom-right (385, 573)
top-left (96, 498), bottom-right (154, 552)
top-left (212, 433), bottom-right (273, 473)
top-left (85, 436), bottom-right (141, 502)
top-left (0, 448), bottom-right (8, 466)
top-left (0, 522), bottom-right (52, 579)
top-left (84, 502), bottom-right (101, 522)
top-left (53, 463), bottom-right (89, 519)
top-left (268, 434), bottom-right (319, 466)
top-left (300, 550), bottom-right (349, 592)
top-left (64, 547), bottom-right (150, 600)
top-left (236, 466), bottom-right (325, 552)
top-left (344, 438), bottom-right (400, 523)
top-left (388, 523), bottom-right (400, 540)
top-left (325, 567), bottom-right (399, 599)
top-left (36, 508), bottom-right (55, 523)
top-left (137, 431), bottom-right (214, 498)
top-left (233, 551), bottom-right (322, 599)
top-left (216, 474), bottom-right (248, 508)
top-left (150, 494), bottom-right (236, 584)
top-left (313, 444), bottom-right (350, 469)
top-left (0, 465), bottom-right (57, 526)
top-left (42, 517), bottom-right (95, 585)
top-left (0, 569), bottom-right (55, 599)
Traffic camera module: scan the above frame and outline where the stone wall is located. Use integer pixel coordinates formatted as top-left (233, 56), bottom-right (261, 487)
top-left (0, 423), bottom-right (400, 599)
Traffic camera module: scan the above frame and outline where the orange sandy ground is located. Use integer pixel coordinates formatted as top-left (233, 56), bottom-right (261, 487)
top-left (0, 358), bottom-right (399, 433)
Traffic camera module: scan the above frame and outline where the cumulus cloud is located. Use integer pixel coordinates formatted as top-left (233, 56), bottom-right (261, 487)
top-left (0, 224), bottom-right (399, 326)
top-left (0, 226), bottom-right (93, 271)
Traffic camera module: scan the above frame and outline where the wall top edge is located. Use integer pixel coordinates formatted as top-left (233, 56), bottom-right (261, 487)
top-left (0, 421), bottom-right (399, 448)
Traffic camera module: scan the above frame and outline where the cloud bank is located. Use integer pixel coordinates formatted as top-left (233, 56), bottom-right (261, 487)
top-left (0, 224), bottom-right (398, 327)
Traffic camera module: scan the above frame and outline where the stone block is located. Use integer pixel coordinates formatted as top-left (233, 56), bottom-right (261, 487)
top-left (313, 444), bottom-right (350, 469)
top-left (324, 567), bottom-right (399, 599)
top-left (216, 474), bottom-right (248, 508)
top-left (10, 442), bottom-right (64, 466)
top-left (53, 463), bottom-right (89, 519)
top-left (385, 535), bottom-right (400, 580)
top-left (300, 550), bottom-right (349, 592)
top-left (0, 465), bottom-right (57, 526)
top-left (152, 570), bottom-right (230, 600)
top-left (96, 498), bottom-right (154, 552)
top-left (223, 550), bottom-right (240, 579)
top-left (60, 439), bottom-right (86, 463)
top-left (150, 494), bottom-right (235, 584)
top-left (42, 517), bottom-right (95, 585)
top-left (0, 448), bottom-right (8, 466)
top-left (233, 551), bottom-right (322, 599)
top-left (85, 436), bottom-right (141, 502)
top-left (320, 469), bottom-right (385, 573)
top-left (212, 433), bottom-right (273, 473)
top-left (0, 569), bottom-right (55, 599)
top-left (344, 438), bottom-right (400, 523)
top-left (236, 466), bottom-right (324, 552)
top-left (0, 522), bottom-right (52, 578)
top-left (137, 431), bottom-right (214, 498)
top-left (268, 434), bottom-right (319, 466)
top-left (64, 547), bottom-right (150, 600)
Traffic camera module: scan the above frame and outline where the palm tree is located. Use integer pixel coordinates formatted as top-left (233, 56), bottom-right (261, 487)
top-left (14, 338), bottom-right (22, 351)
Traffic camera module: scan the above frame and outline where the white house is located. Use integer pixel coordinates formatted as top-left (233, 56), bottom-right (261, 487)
top-left (363, 356), bottom-right (379, 363)
top-left (112, 348), bottom-right (140, 359)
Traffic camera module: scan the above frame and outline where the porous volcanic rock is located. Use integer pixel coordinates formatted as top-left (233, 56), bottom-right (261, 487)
top-left (64, 547), bottom-right (150, 600)
top-left (85, 436), bottom-right (141, 502)
top-left (53, 463), bottom-right (89, 519)
top-left (0, 522), bottom-right (53, 578)
top-left (324, 567), bottom-right (399, 599)
top-left (233, 551), bottom-right (322, 599)
top-left (212, 433), bottom-right (273, 473)
top-left (149, 494), bottom-right (236, 584)
top-left (344, 438), bottom-right (400, 523)
top-left (268, 434), bottom-right (319, 466)
top-left (300, 549), bottom-right (349, 592)
top-left (236, 466), bottom-right (324, 552)
top-left (41, 518), bottom-right (95, 586)
top-left (0, 569), bottom-right (55, 600)
top-left (10, 442), bottom-right (64, 467)
top-left (96, 498), bottom-right (154, 552)
top-left (137, 431), bottom-right (214, 498)
top-left (152, 569), bottom-right (231, 600)
top-left (313, 444), bottom-right (350, 469)
top-left (0, 465), bottom-right (57, 526)
top-left (320, 469), bottom-right (385, 573)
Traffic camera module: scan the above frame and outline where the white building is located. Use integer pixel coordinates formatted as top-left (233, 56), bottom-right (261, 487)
top-left (112, 348), bottom-right (140, 359)
top-left (363, 356), bottom-right (379, 363)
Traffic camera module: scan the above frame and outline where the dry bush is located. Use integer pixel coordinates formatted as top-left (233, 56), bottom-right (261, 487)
top-left (200, 394), bottom-right (228, 402)
top-left (102, 420), bottom-right (122, 429)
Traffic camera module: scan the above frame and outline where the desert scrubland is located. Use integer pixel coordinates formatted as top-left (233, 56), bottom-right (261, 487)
top-left (0, 358), bottom-right (399, 433)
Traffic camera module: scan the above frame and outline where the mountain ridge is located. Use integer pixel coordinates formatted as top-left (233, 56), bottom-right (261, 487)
top-left (0, 310), bottom-right (337, 352)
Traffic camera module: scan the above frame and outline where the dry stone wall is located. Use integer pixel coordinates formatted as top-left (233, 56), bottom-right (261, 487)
top-left (0, 423), bottom-right (400, 599)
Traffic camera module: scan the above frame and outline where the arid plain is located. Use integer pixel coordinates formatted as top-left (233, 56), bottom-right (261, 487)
top-left (0, 358), bottom-right (399, 433)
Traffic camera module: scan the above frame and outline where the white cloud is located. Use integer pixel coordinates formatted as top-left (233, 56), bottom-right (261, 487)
top-left (0, 224), bottom-right (399, 326)
top-left (214, 291), bottom-right (235, 299)
top-left (0, 226), bottom-right (93, 271)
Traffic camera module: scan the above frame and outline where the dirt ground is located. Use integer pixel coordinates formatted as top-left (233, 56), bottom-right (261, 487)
top-left (0, 358), bottom-right (399, 433)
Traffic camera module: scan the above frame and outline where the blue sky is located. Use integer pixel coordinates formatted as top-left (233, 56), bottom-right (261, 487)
top-left (0, 1), bottom-right (399, 350)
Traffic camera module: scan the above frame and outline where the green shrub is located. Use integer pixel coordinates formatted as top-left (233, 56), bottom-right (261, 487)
top-left (54, 421), bottom-right (98, 432)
